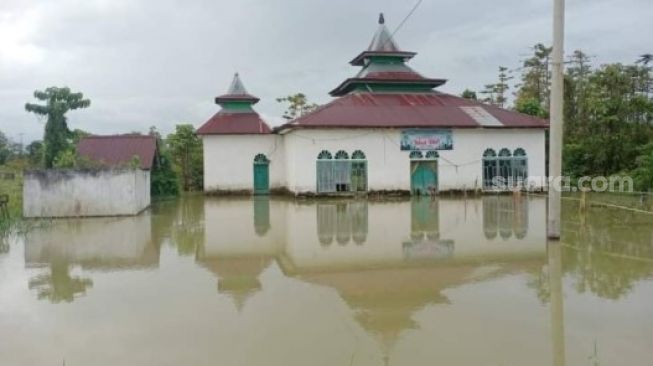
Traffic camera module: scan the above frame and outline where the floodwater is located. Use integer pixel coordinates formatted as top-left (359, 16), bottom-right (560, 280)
top-left (1, 196), bottom-right (652, 366)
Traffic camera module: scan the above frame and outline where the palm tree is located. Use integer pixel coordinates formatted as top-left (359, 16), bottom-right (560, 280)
top-left (636, 54), bottom-right (653, 65)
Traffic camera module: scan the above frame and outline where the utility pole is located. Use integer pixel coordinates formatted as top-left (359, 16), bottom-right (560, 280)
top-left (548, 0), bottom-right (565, 239)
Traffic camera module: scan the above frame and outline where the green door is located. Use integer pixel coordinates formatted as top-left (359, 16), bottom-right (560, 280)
top-left (410, 161), bottom-right (438, 195)
top-left (351, 161), bottom-right (367, 192)
top-left (253, 162), bottom-right (269, 195)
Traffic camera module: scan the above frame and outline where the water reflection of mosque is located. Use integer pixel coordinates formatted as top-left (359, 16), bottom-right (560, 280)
top-left (198, 196), bottom-right (545, 361)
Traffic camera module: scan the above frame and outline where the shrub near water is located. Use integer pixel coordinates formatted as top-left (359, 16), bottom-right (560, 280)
top-left (0, 167), bottom-right (23, 233)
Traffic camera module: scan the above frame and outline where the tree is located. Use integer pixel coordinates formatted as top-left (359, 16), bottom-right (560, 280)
top-left (461, 89), bottom-right (477, 100)
top-left (149, 127), bottom-right (179, 197)
top-left (564, 50), bottom-right (593, 139)
top-left (636, 54), bottom-right (653, 66)
top-left (514, 44), bottom-right (552, 117)
top-left (25, 87), bottom-right (90, 168)
top-left (276, 93), bottom-right (318, 120)
top-left (26, 141), bottom-right (44, 166)
top-left (0, 131), bottom-right (11, 165)
top-left (166, 124), bottom-right (203, 191)
top-left (481, 66), bottom-right (512, 107)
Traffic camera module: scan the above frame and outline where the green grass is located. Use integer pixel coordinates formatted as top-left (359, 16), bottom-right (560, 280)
top-left (0, 168), bottom-right (23, 234)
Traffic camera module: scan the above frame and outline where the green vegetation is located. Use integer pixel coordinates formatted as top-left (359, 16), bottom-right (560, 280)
top-left (25, 87), bottom-right (91, 168)
top-left (277, 93), bottom-right (319, 120)
top-left (166, 124), bottom-right (203, 192)
top-left (148, 127), bottom-right (179, 198)
top-left (470, 45), bottom-right (653, 191)
top-left (0, 165), bottom-right (24, 234)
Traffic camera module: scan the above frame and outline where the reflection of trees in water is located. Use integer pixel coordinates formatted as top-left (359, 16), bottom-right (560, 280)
top-left (483, 196), bottom-right (529, 240)
top-left (28, 261), bottom-right (93, 303)
top-left (529, 202), bottom-right (653, 303)
top-left (562, 203), bottom-right (653, 300)
top-left (151, 196), bottom-right (206, 256)
top-left (317, 202), bottom-right (368, 246)
top-left (410, 198), bottom-right (439, 242)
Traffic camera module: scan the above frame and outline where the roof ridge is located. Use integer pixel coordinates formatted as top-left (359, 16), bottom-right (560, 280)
top-left (83, 134), bottom-right (154, 139)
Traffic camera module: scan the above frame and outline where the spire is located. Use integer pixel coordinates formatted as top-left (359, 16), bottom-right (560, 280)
top-left (331, 13), bottom-right (446, 96)
top-left (368, 13), bottom-right (400, 52)
top-left (214, 72), bottom-right (260, 107)
top-left (226, 73), bottom-right (248, 95)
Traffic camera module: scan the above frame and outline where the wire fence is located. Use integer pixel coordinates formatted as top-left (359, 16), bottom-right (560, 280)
top-left (561, 191), bottom-right (653, 214)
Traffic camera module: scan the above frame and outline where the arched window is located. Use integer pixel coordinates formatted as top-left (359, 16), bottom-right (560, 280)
top-left (351, 150), bottom-right (366, 160)
top-left (253, 153), bottom-right (269, 164)
top-left (482, 149), bottom-right (497, 189)
top-left (317, 151), bottom-right (334, 193)
top-left (316, 150), bottom-right (367, 194)
top-left (333, 151), bottom-right (350, 191)
top-left (409, 151), bottom-right (423, 160)
top-left (335, 150), bottom-right (349, 159)
top-left (498, 149), bottom-right (512, 188)
top-left (317, 150), bottom-right (332, 160)
top-left (425, 151), bottom-right (439, 159)
top-left (512, 148), bottom-right (528, 187)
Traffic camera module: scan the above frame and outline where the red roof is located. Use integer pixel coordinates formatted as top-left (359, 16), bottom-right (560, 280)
top-left (277, 92), bottom-right (548, 131)
top-left (77, 134), bottom-right (157, 170)
top-left (197, 111), bottom-right (272, 135)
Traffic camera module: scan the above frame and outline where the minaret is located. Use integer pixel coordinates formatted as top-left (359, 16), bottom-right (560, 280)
top-left (330, 13), bottom-right (446, 96)
top-left (197, 72), bottom-right (271, 135)
top-left (214, 73), bottom-right (260, 113)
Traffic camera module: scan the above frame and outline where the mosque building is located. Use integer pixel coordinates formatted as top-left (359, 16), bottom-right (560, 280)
top-left (197, 14), bottom-right (548, 195)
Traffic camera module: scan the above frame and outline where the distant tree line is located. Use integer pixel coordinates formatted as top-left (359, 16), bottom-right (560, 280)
top-left (464, 45), bottom-right (653, 191)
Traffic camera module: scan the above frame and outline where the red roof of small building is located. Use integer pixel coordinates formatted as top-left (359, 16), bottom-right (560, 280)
top-left (197, 111), bottom-right (272, 135)
top-left (277, 92), bottom-right (548, 131)
top-left (77, 134), bottom-right (158, 170)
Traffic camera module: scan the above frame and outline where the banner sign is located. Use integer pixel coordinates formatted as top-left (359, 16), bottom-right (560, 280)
top-left (400, 129), bottom-right (453, 151)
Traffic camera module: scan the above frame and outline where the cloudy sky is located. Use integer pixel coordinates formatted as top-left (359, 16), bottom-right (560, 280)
top-left (1, 0), bottom-right (651, 143)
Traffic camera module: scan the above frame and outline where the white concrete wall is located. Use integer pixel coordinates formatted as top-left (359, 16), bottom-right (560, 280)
top-left (201, 128), bottom-right (546, 194)
top-left (201, 134), bottom-right (285, 192)
top-left (283, 128), bottom-right (546, 193)
top-left (23, 169), bottom-right (151, 218)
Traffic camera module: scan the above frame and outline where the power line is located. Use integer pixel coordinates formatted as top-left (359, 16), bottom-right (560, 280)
top-left (381, 0), bottom-right (424, 49)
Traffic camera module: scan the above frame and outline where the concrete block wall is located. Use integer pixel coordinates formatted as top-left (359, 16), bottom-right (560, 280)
top-left (23, 169), bottom-right (151, 218)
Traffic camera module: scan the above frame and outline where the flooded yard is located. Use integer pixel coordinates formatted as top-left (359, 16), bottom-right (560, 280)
top-left (1, 195), bottom-right (652, 365)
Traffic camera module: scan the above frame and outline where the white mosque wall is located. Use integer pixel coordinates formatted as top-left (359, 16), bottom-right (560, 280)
top-left (283, 128), bottom-right (546, 193)
top-left (202, 134), bottom-right (285, 192)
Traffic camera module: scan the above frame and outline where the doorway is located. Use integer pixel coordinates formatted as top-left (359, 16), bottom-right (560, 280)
top-left (253, 154), bottom-right (269, 195)
top-left (410, 160), bottom-right (438, 196)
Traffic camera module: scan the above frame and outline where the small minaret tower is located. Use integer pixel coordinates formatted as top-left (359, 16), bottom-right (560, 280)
top-left (197, 73), bottom-right (271, 135)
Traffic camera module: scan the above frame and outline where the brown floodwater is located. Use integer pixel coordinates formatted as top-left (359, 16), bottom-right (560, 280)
top-left (0, 195), bottom-right (652, 365)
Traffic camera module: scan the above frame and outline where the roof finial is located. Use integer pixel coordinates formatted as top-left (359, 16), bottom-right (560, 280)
top-left (378, 13), bottom-right (385, 25)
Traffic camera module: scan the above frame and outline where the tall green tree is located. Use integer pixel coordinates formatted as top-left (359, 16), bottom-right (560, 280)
top-left (277, 93), bottom-right (318, 120)
top-left (149, 126), bottom-right (179, 197)
top-left (25, 87), bottom-right (90, 168)
top-left (166, 124), bottom-right (203, 191)
top-left (481, 66), bottom-right (512, 107)
top-left (515, 44), bottom-right (552, 117)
